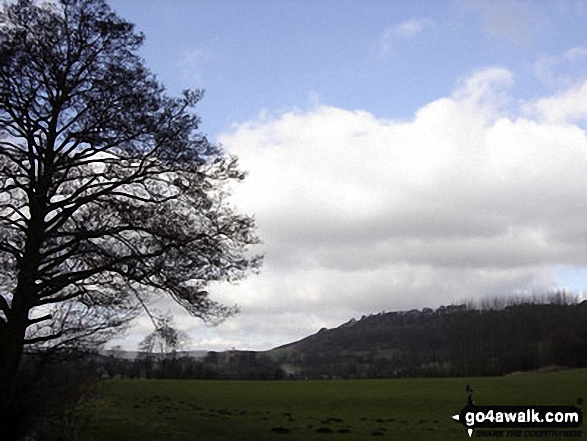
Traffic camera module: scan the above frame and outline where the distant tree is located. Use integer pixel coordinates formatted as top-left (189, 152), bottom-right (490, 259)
top-left (0, 0), bottom-right (260, 437)
top-left (137, 313), bottom-right (188, 378)
top-left (139, 316), bottom-right (187, 358)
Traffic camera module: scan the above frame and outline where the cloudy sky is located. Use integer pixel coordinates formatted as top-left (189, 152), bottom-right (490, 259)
top-left (108, 0), bottom-right (587, 352)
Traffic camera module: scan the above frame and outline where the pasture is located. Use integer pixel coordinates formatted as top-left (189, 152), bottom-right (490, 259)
top-left (78, 369), bottom-right (586, 440)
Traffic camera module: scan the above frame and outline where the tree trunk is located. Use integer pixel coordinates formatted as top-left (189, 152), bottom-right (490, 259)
top-left (0, 293), bottom-right (32, 441)
top-left (0, 206), bottom-right (46, 440)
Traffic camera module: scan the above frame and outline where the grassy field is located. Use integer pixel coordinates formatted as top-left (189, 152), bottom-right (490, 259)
top-left (78, 369), bottom-right (586, 440)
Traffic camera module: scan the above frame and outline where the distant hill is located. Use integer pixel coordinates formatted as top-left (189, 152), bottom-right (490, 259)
top-left (96, 297), bottom-right (587, 380)
top-left (266, 300), bottom-right (587, 378)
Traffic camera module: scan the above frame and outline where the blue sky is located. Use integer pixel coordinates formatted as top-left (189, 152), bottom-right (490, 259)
top-left (107, 0), bottom-right (587, 351)
top-left (110, 0), bottom-right (587, 138)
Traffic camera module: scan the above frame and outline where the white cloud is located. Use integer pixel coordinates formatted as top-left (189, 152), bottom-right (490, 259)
top-left (114, 68), bottom-right (587, 352)
top-left (178, 40), bottom-right (219, 86)
top-left (526, 79), bottom-right (587, 123)
top-left (393, 19), bottom-right (430, 37)
top-left (378, 18), bottom-right (432, 55)
top-left (452, 68), bottom-right (514, 115)
top-left (564, 46), bottom-right (587, 61)
top-left (193, 68), bottom-right (587, 350)
top-left (534, 46), bottom-right (587, 88)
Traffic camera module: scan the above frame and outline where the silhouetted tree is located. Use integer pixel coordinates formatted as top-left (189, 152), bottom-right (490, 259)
top-left (0, 0), bottom-right (260, 438)
top-left (137, 313), bottom-right (188, 378)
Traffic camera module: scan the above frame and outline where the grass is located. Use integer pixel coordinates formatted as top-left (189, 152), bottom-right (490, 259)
top-left (77, 368), bottom-right (587, 440)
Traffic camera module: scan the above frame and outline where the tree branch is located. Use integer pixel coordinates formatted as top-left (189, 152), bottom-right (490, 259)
top-left (28, 314), bottom-right (52, 325)
top-left (24, 330), bottom-right (63, 345)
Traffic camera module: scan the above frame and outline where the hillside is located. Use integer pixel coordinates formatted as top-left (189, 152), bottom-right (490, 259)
top-left (267, 300), bottom-right (587, 378)
top-left (95, 298), bottom-right (587, 380)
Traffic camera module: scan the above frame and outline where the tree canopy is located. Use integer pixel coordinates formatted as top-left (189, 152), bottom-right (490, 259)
top-left (0, 1), bottom-right (260, 434)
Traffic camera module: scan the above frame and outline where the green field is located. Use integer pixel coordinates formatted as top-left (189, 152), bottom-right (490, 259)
top-left (78, 369), bottom-right (587, 440)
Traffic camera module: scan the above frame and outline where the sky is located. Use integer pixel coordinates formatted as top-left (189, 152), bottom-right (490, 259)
top-left (107, 0), bottom-right (587, 352)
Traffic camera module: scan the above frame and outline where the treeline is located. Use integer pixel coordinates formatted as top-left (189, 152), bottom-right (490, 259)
top-left (97, 350), bottom-right (286, 380)
top-left (273, 292), bottom-right (587, 378)
top-left (94, 292), bottom-right (587, 380)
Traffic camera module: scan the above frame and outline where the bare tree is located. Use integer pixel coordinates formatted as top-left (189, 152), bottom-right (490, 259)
top-left (139, 314), bottom-right (188, 356)
top-left (0, 0), bottom-right (261, 437)
top-left (138, 313), bottom-right (188, 378)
